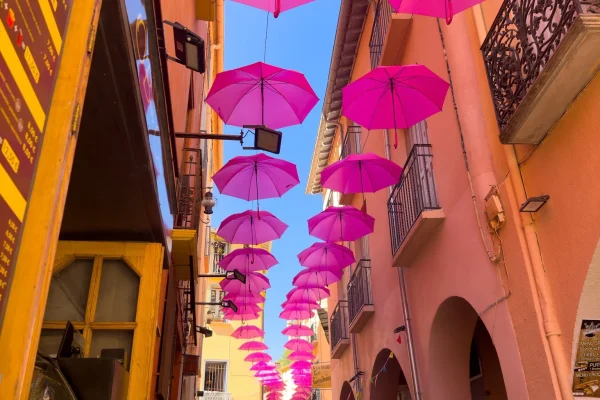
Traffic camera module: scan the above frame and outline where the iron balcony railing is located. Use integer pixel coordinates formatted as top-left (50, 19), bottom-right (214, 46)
top-left (369, 0), bottom-right (393, 70)
top-left (330, 300), bottom-right (349, 351)
top-left (481, 0), bottom-right (599, 133)
top-left (202, 393), bottom-right (232, 400)
top-left (347, 259), bottom-right (373, 324)
top-left (175, 147), bottom-right (202, 231)
top-left (340, 125), bottom-right (361, 160)
top-left (179, 268), bottom-right (198, 346)
top-left (387, 144), bottom-right (440, 256)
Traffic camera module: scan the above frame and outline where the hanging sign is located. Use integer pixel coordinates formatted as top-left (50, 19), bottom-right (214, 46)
top-left (0, 0), bottom-right (73, 332)
top-left (312, 362), bottom-right (331, 389)
top-left (573, 319), bottom-right (600, 397)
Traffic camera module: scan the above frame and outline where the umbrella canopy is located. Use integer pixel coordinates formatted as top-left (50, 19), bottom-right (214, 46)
top-left (255, 370), bottom-right (279, 378)
top-left (281, 324), bottom-right (314, 337)
top-left (298, 242), bottom-right (355, 270)
top-left (286, 286), bottom-right (330, 302)
top-left (308, 206), bottom-right (374, 242)
top-left (284, 338), bottom-right (314, 352)
top-left (206, 61), bottom-right (318, 129)
top-left (388, 0), bottom-right (483, 23)
top-left (218, 210), bottom-right (288, 245)
top-left (292, 267), bottom-right (343, 287)
top-left (342, 65), bottom-right (449, 148)
top-left (287, 351), bottom-right (316, 361)
top-left (232, 324), bottom-right (265, 339)
top-left (250, 361), bottom-right (276, 371)
top-left (213, 154), bottom-right (300, 209)
top-left (239, 340), bottom-right (269, 351)
top-left (290, 360), bottom-right (312, 370)
top-left (223, 308), bottom-right (261, 321)
top-left (223, 292), bottom-right (266, 304)
top-left (281, 299), bottom-right (320, 310)
top-left (245, 352), bottom-right (272, 362)
top-left (220, 272), bottom-right (271, 293)
top-left (219, 247), bottom-right (278, 273)
top-left (279, 307), bottom-right (312, 321)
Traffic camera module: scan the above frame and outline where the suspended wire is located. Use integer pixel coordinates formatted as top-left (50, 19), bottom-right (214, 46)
top-left (264, 11), bottom-right (270, 63)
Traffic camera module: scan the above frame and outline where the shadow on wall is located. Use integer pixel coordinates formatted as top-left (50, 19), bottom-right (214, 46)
top-left (369, 348), bottom-right (410, 400)
top-left (429, 296), bottom-right (508, 400)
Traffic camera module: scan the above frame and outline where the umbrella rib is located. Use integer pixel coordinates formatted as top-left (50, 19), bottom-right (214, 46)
top-left (262, 81), bottom-right (305, 123)
top-left (224, 83), bottom-right (263, 124)
top-left (395, 79), bottom-right (445, 112)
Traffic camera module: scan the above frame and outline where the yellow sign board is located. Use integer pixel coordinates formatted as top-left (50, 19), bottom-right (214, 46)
top-left (312, 362), bottom-right (331, 389)
top-left (573, 320), bottom-right (600, 397)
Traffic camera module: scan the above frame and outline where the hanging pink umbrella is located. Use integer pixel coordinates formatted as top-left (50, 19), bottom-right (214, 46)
top-left (224, 308), bottom-right (261, 321)
top-left (255, 369), bottom-right (278, 377)
top-left (286, 286), bottom-right (330, 302)
top-left (287, 351), bottom-right (316, 361)
top-left (281, 299), bottom-right (320, 310)
top-left (218, 210), bottom-right (288, 245)
top-left (219, 247), bottom-right (278, 273)
top-left (282, 324), bottom-right (314, 337)
top-left (239, 340), bottom-right (269, 351)
top-left (251, 361), bottom-right (276, 371)
top-left (308, 206), bottom-right (374, 242)
top-left (298, 242), bottom-right (355, 270)
top-left (231, 0), bottom-right (315, 17)
top-left (342, 65), bottom-right (449, 148)
top-left (388, 0), bottom-right (483, 24)
top-left (220, 272), bottom-right (271, 293)
top-left (213, 153), bottom-right (300, 216)
top-left (291, 369), bottom-right (312, 375)
top-left (279, 306), bottom-right (313, 321)
top-left (292, 267), bottom-right (343, 287)
top-left (224, 292), bottom-right (266, 304)
top-left (206, 61), bottom-right (318, 129)
top-left (290, 360), bottom-right (312, 370)
top-left (321, 153), bottom-right (403, 213)
top-left (284, 338), bottom-right (314, 352)
top-left (245, 352), bottom-right (272, 362)
top-left (232, 325), bottom-right (265, 339)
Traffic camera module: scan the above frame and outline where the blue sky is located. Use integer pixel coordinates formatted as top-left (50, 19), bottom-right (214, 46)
top-left (209, 0), bottom-right (341, 361)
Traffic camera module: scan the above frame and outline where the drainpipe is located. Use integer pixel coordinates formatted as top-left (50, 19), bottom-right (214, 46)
top-left (384, 129), bottom-right (422, 400)
top-left (209, 0), bottom-right (224, 170)
top-left (472, 8), bottom-right (571, 400)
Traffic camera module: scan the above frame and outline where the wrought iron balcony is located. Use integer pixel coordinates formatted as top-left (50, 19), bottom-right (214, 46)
top-left (330, 300), bottom-right (350, 359)
top-left (175, 147), bottom-right (202, 230)
top-left (387, 145), bottom-right (444, 266)
top-left (347, 259), bottom-right (374, 333)
top-left (202, 392), bottom-right (233, 400)
top-left (481, 0), bottom-right (600, 144)
top-left (340, 125), bottom-right (361, 160)
top-left (179, 276), bottom-right (198, 347)
top-left (369, 0), bottom-right (393, 70)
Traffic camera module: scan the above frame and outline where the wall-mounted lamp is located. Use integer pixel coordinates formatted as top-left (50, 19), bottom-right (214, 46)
top-left (195, 300), bottom-right (238, 314)
top-left (201, 191), bottom-right (216, 214)
top-left (196, 325), bottom-right (213, 338)
top-left (163, 21), bottom-right (206, 73)
top-left (519, 195), bottom-right (550, 213)
top-left (175, 126), bottom-right (283, 154)
top-left (198, 269), bottom-right (246, 284)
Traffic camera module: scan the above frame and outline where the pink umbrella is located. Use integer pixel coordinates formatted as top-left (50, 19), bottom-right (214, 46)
top-left (281, 299), bottom-right (320, 310)
top-left (231, 0), bottom-right (314, 17)
top-left (288, 351), bottom-right (316, 361)
top-left (206, 61), bottom-right (318, 129)
top-left (255, 370), bottom-right (278, 377)
top-left (291, 369), bottom-right (312, 375)
top-left (224, 308), bottom-right (261, 321)
top-left (290, 360), bottom-right (312, 370)
top-left (282, 324), bottom-right (314, 337)
top-left (213, 153), bottom-right (300, 216)
top-left (307, 206), bottom-right (374, 242)
top-left (219, 247), bottom-right (278, 273)
top-left (284, 338), bottom-right (314, 352)
top-left (218, 210), bottom-right (288, 245)
top-left (232, 325), bottom-right (265, 339)
top-left (286, 286), bottom-right (330, 302)
top-left (279, 306), bottom-right (313, 321)
top-left (292, 267), bottom-right (343, 287)
top-left (388, 0), bottom-right (483, 24)
top-left (239, 340), bottom-right (269, 351)
top-left (220, 272), bottom-right (271, 293)
top-left (245, 352), bottom-right (272, 362)
top-left (250, 361), bottom-right (276, 371)
top-left (298, 242), bottom-right (355, 270)
top-left (342, 65), bottom-right (449, 148)
top-left (224, 292), bottom-right (266, 304)
top-left (321, 153), bottom-right (403, 213)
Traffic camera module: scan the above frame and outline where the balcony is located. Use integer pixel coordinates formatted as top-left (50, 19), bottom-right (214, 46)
top-left (202, 392), bottom-right (233, 400)
top-left (369, 0), bottom-right (412, 70)
top-left (330, 301), bottom-right (350, 359)
top-left (481, 0), bottom-right (600, 144)
top-left (340, 126), bottom-right (361, 160)
top-left (179, 279), bottom-right (198, 347)
top-left (172, 147), bottom-right (202, 281)
top-left (387, 145), bottom-right (444, 267)
top-left (348, 259), bottom-right (374, 333)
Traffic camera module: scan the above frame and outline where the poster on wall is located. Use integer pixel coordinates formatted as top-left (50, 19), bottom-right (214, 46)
top-left (0, 0), bottom-right (72, 332)
top-left (573, 320), bottom-right (600, 397)
top-left (312, 362), bottom-right (331, 389)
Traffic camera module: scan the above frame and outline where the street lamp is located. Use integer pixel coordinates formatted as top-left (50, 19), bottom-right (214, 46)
top-left (175, 126), bottom-right (283, 154)
top-left (519, 195), bottom-right (550, 213)
top-left (163, 21), bottom-right (206, 74)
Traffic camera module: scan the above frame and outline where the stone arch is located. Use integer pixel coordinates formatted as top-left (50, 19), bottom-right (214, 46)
top-left (369, 348), bottom-right (411, 399)
top-left (429, 296), bottom-right (507, 399)
top-left (340, 381), bottom-right (355, 400)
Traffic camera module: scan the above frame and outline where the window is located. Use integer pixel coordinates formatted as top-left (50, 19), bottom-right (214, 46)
top-left (211, 240), bottom-right (228, 274)
top-left (204, 361), bottom-right (227, 392)
top-left (312, 389), bottom-right (322, 400)
top-left (208, 286), bottom-right (226, 321)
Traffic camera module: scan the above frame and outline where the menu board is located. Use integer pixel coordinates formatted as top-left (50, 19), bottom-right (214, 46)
top-left (0, 0), bottom-right (72, 330)
top-left (573, 320), bottom-right (600, 397)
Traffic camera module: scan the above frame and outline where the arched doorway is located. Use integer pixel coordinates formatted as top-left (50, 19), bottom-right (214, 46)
top-left (369, 348), bottom-right (411, 400)
top-left (340, 381), bottom-right (355, 400)
top-left (429, 296), bottom-right (507, 399)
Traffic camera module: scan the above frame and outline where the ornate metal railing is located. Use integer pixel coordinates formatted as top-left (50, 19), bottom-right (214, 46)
top-left (179, 266), bottom-right (198, 346)
top-left (340, 125), bottom-right (362, 160)
top-left (387, 144), bottom-right (440, 255)
top-left (175, 147), bottom-right (202, 230)
top-left (330, 300), bottom-right (349, 351)
top-left (202, 391), bottom-right (232, 400)
top-left (347, 259), bottom-right (373, 324)
top-left (481, 0), bottom-right (599, 133)
top-left (369, 0), bottom-right (393, 70)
